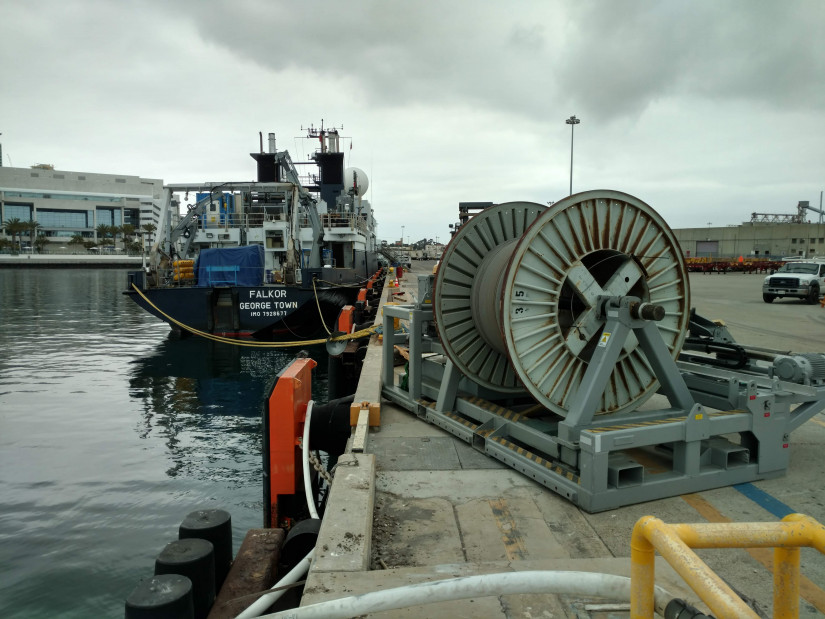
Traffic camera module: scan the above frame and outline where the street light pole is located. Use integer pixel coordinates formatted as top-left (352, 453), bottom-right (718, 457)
top-left (565, 115), bottom-right (580, 196)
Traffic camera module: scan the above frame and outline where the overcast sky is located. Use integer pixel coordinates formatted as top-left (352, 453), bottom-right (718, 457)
top-left (1, 0), bottom-right (823, 244)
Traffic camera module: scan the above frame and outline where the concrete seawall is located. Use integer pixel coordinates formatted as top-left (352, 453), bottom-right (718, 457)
top-left (0, 254), bottom-right (142, 268)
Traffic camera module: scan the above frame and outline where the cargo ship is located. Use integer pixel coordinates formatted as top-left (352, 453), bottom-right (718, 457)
top-left (125, 126), bottom-right (382, 338)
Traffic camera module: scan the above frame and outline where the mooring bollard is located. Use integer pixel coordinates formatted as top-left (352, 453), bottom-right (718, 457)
top-left (125, 574), bottom-right (194, 619)
top-left (154, 538), bottom-right (215, 619)
top-left (179, 509), bottom-right (232, 592)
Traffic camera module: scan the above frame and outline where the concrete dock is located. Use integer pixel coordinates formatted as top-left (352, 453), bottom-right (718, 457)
top-left (0, 253), bottom-right (142, 267)
top-left (302, 263), bottom-right (825, 618)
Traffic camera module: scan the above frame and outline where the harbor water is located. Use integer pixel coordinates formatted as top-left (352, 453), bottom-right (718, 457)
top-left (0, 269), bottom-right (327, 618)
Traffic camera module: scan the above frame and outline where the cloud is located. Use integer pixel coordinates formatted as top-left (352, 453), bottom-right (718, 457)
top-left (559, 1), bottom-right (825, 121)
top-left (1, 0), bottom-right (824, 242)
top-left (151, 0), bottom-right (825, 126)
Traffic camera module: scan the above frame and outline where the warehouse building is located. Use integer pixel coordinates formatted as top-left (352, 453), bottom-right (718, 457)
top-left (672, 201), bottom-right (825, 260)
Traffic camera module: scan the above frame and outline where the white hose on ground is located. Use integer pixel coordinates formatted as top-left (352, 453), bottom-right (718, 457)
top-left (255, 570), bottom-right (674, 619)
top-left (235, 548), bottom-right (315, 619)
top-left (301, 400), bottom-right (319, 520)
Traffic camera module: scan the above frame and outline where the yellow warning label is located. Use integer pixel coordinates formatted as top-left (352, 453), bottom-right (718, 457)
top-left (598, 332), bottom-right (611, 347)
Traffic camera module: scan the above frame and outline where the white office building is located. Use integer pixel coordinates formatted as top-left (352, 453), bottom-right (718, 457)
top-left (0, 165), bottom-right (164, 248)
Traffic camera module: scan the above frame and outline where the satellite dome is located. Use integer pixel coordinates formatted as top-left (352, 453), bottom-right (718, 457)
top-left (344, 167), bottom-right (369, 197)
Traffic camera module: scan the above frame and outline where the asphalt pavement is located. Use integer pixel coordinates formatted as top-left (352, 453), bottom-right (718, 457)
top-left (301, 264), bottom-right (825, 618)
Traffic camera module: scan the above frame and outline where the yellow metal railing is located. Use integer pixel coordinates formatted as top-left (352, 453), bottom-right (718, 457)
top-left (631, 513), bottom-right (825, 618)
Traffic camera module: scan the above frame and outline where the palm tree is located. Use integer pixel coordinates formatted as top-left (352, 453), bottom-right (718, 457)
top-left (25, 221), bottom-right (42, 249)
top-left (2, 217), bottom-right (26, 251)
top-left (69, 233), bottom-right (85, 247)
top-left (96, 223), bottom-right (113, 245)
top-left (33, 233), bottom-right (48, 254)
top-left (141, 223), bottom-right (157, 251)
top-left (112, 225), bottom-right (124, 249)
top-left (120, 224), bottom-right (135, 250)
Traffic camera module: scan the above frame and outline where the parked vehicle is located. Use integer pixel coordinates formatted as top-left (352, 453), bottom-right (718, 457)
top-left (762, 259), bottom-right (825, 303)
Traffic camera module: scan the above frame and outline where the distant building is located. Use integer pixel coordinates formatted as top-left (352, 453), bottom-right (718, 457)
top-left (673, 221), bottom-right (825, 260)
top-left (0, 165), bottom-right (163, 248)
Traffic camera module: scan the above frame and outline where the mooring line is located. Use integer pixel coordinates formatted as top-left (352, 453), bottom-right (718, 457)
top-left (130, 283), bottom-right (377, 348)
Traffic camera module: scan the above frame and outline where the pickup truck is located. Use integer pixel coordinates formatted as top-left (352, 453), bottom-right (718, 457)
top-left (762, 260), bottom-right (825, 303)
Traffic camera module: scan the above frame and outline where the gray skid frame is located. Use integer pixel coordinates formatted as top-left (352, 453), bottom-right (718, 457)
top-left (381, 284), bottom-right (825, 513)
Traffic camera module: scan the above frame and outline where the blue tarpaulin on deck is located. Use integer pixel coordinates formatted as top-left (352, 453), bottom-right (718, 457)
top-left (195, 245), bottom-right (265, 286)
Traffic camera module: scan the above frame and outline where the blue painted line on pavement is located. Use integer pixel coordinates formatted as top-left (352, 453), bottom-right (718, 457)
top-left (733, 482), bottom-right (795, 519)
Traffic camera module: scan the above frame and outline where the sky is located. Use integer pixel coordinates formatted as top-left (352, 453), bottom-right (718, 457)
top-left (1, 0), bottom-right (824, 245)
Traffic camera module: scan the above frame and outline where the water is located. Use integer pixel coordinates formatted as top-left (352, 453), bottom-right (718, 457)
top-left (0, 269), bottom-right (327, 618)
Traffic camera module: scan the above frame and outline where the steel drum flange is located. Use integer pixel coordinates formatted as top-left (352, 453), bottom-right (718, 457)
top-left (433, 201), bottom-right (547, 392)
top-left (501, 190), bottom-right (690, 416)
top-left (433, 191), bottom-right (690, 417)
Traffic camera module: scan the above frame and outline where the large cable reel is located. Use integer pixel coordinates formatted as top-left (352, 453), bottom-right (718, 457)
top-left (433, 190), bottom-right (690, 417)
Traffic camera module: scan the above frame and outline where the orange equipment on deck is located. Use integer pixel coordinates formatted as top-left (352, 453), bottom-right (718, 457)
top-left (172, 259), bottom-right (195, 282)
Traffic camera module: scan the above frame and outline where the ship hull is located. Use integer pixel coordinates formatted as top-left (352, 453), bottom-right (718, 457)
top-left (125, 281), bottom-right (357, 339)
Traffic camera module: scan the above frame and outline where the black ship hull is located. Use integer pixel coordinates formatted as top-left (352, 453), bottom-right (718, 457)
top-left (125, 277), bottom-right (359, 339)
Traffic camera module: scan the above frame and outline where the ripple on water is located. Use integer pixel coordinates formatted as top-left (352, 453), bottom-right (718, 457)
top-left (0, 270), bottom-right (291, 618)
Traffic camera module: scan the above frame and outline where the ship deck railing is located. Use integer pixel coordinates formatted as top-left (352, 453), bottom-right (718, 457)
top-left (190, 211), bottom-right (369, 233)
top-left (298, 213), bottom-right (371, 235)
top-left (193, 212), bottom-right (290, 230)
